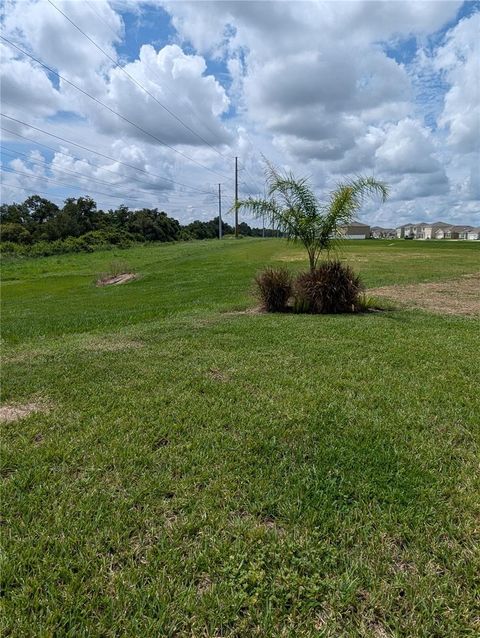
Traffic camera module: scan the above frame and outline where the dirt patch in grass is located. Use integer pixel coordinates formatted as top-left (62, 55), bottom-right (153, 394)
top-left (96, 273), bottom-right (136, 286)
top-left (0, 401), bottom-right (48, 423)
top-left (222, 306), bottom-right (265, 316)
top-left (81, 336), bottom-right (144, 352)
top-left (369, 273), bottom-right (480, 316)
top-left (207, 367), bottom-right (231, 382)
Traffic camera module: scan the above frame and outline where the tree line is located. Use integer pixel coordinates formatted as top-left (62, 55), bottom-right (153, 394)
top-left (0, 195), bottom-right (278, 255)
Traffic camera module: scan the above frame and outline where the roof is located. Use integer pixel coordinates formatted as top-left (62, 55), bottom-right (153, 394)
top-left (447, 225), bottom-right (474, 232)
top-left (467, 227), bottom-right (480, 232)
top-left (430, 221), bottom-right (450, 227)
top-left (346, 221), bottom-right (371, 228)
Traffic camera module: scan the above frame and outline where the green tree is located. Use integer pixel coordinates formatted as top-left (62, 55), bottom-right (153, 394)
top-left (237, 163), bottom-right (388, 271)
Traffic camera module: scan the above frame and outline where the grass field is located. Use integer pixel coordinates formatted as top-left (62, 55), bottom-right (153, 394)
top-left (1, 239), bottom-right (479, 636)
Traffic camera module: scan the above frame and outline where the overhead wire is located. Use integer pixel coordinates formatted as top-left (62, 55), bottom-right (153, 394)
top-left (0, 146), bottom-right (217, 206)
top-left (0, 35), bottom-right (230, 180)
top-left (0, 114), bottom-right (216, 196)
top-left (47, 0), bottom-right (231, 161)
top-left (0, 183), bottom-right (216, 213)
top-left (1, 146), bottom-right (147, 192)
top-left (1, 125), bottom-right (177, 192)
top-left (1, 165), bottom-right (146, 202)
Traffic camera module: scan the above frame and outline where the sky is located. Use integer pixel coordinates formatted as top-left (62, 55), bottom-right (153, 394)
top-left (1, 0), bottom-right (479, 227)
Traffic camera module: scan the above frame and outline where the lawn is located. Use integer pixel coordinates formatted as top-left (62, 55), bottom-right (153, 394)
top-left (1, 239), bottom-right (479, 637)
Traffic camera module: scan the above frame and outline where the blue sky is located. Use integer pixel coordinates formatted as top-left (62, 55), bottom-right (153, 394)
top-left (1, 0), bottom-right (479, 225)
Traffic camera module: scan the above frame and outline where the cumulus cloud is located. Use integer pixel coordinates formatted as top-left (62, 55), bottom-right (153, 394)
top-left (434, 12), bottom-right (480, 153)
top-left (1, 0), bottom-right (479, 224)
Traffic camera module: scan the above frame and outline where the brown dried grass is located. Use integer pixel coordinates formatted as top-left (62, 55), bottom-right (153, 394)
top-left (369, 272), bottom-right (480, 316)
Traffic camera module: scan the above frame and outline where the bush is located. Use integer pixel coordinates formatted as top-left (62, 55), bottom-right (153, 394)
top-left (294, 261), bottom-right (364, 314)
top-left (1, 223), bottom-right (32, 244)
top-left (0, 241), bottom-right (28, 256)
top-left (255, 267), bottom-right (293, 312)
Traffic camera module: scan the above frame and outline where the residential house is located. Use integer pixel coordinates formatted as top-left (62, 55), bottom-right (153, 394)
top-left (423, 221), bottom-right (450, 239)
top-left (435, 225), bottom-right (474, 239)
top-left (340, 222), bottom-right (371, 239)
top-left (396, 221), bottom-right (452, 239)
top-left (467, 228), bottom-right (480, 240)
top-left (371, 226), bottom-right (395, 239)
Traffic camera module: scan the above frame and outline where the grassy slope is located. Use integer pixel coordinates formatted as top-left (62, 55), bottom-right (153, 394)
top-left (1, 239), bottom-right (479, 637)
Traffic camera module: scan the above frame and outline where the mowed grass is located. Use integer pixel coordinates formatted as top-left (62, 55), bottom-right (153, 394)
top-left (1, 239), bottom-right (479, 637)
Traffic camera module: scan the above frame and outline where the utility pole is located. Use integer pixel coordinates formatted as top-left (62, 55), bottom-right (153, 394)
top-left (234, 156), bottom-right (239, 237)
top-left (218, 183), bottom-right (222, 240)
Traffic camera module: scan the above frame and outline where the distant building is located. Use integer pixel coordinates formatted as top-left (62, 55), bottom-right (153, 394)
top-left (370, 226), bottom-right (395, 239)
top-left (434, 225), bottom-right (474, 239)
top-left (340, 222), bottom-right (371, 239)
top-left (394, 221), bottom-right (479, 240)
top-left (467, 228), bottom-right (480, 240)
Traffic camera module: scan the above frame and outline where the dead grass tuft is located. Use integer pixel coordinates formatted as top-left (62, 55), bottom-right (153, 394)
top-left (0, 401), bottom-right (49, 423)
top-left (96, 272), bottom-right (137, 287)
top-left (207, 367), bottom-right (230, 382)
top-left (369, 272), bottom-right (480, 316)
top-left (221, 306), bottom-right (265, 317)
top-left (81, 336), bottom-right (144, 352)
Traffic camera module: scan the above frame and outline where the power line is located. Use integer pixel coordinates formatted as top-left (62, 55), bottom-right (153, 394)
top-left (1, 125), bottom-right (170, 192)
top-left (0, 114), bottom-right (215, 195)
top-left (0, 182), bottom-right (216, 212)
top-left (1, 165), bottom-right (145, 202)
top-left (1, 146), bottom-right (149, 193)
top-left (1, 146), bottom-right (216, 206)
top-left (47, 0), bottom-right (230, 160)
top-left (1, 182), bottom-right (68, 203)
top-left (83, 0), bottom-right (121, 41)
top-left (0, 35), bottom-right (230, 180)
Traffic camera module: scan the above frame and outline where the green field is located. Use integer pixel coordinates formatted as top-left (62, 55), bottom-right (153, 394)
top-left (1, 239), bottom-right (479, 636)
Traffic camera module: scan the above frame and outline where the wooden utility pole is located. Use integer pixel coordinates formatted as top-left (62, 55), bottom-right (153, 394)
top-left (234, 156), bottom-right (239, 237)
top-left (218, 183), bottom-right (222, 239)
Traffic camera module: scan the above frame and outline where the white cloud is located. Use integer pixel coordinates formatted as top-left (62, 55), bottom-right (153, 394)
top-left (434, 12), bottom-right (480, 153)
top-left (1, 0), bottom-right (479, 225)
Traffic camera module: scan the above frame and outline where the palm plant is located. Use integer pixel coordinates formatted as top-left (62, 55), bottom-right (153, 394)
top-left (237, 163), bottom-right (389, 271)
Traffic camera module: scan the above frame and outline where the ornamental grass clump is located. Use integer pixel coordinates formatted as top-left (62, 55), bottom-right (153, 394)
top-left (255, 266), bottom-right (293, 312)
top-left (294, 260), bottom-right (364, 314)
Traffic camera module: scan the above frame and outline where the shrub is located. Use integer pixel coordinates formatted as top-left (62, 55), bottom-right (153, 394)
top-left (0, 241), bottom-right (28, 256)
top-left (255, 267), bottom-right (293, 312)
top-left (1, 223), bottom-right (32, 244)
top-left (294, 260), bottom-right (364, 314)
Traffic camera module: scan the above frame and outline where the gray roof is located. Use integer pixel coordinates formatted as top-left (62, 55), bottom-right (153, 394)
top-left (447, 225), bottom-right (474, 232)
top-left (344, 222), bottom-right (370, 228)
top-left (430, 221), bottom-right (450, 227)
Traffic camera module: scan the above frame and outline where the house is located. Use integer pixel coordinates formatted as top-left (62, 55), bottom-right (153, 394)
top-left (371, 226), bottom-right (395, 239)
top-left (396, 220), bottom-right (451, 239)
top-left (396, 224), bottom-right (412, 238)
top-left (340, 222), bottom-right (371, 239)
top-left (423, 221), bottom-right (450, 239)
top-left (467, 228), bottom-right (480, 240)
top-left (435, 225), bottom-right (474, 239)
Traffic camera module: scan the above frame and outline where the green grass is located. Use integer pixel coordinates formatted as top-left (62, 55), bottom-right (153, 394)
top-left (1, 239), bottom-right (479, 636)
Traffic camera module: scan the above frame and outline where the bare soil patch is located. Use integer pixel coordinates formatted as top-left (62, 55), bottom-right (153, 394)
top-left (0, 401), bottom-right (48, 423)
top-left (222, 306), bottom-right (264, 316)
top-left (96, 273), bottom-right (136, 286)
top-left (370, 273), bottom-right (480, 316)
top-left (81, 336), bottom-right (144, 352)
top-left (207, 367), bottom-right (231, 382)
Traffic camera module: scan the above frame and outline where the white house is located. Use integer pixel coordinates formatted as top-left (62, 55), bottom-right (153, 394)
top-left (467, 228), bottom-right (480, 240)
top-left (396, 221), bottom-right (453, 239)
top-left (371, 226), bottom-right (395, 239)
